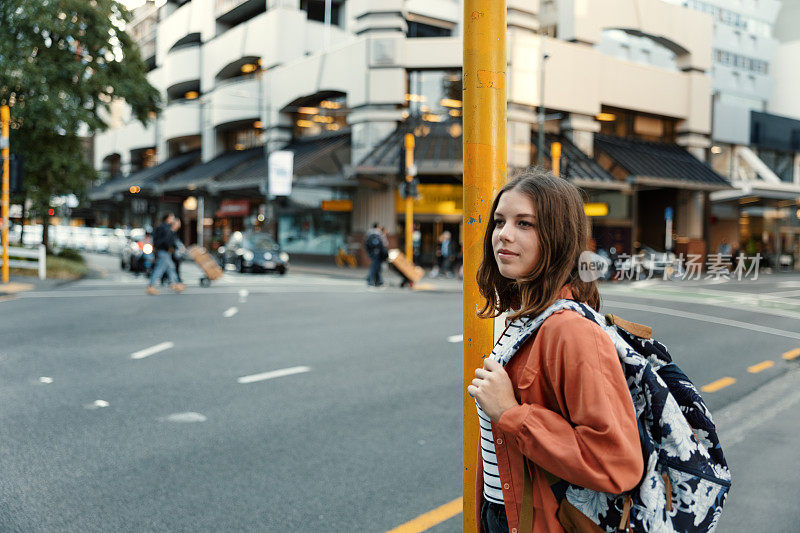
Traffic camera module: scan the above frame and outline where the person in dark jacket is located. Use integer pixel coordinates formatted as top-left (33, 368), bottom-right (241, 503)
top-left (147, 213), bottom-right (185, 295)
top-left (365, 222), bottom-right (388, 287)
top-left (161, 217), bottom-right (185, 285)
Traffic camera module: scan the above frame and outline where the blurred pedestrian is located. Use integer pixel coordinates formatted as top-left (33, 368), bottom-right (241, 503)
top-left (161, 217), bottom-right (186, 285)
top-left (365, 222), bottom-right (387, 287)
top-left (468, 169), bottom-right (642, 533)
top-left (440, 230), bottom-right (455, 278)
top-left (147, 213), bottom-right (185, 295)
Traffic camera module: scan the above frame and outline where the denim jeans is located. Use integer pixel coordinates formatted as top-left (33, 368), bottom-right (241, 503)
top-left (480, 500), bottom-right (508, 533)
top-left (150, 250), bottom-right (178, 286)
top-left (367, 256), bottom-right (383, 286)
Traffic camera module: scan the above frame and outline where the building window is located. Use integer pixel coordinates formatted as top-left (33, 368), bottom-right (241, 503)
top-left (406, 70), bottom-right (462, 126)
top-left (685, 1), bottom-right (772, 37)
top-left (759, 149), bottom-right (794, 183)
top-left (715, 49), bottom-right (768, 75)
top-left (222, 128), bottom-right (264, 152)
top-left (407, 21), bottom-right (452, 38)
top-left (301, 0), bottom-right (342, 26)
top-left (292, 95), bottom-right (347, 139)
top-left (598, 107), bottom-right (677, 142)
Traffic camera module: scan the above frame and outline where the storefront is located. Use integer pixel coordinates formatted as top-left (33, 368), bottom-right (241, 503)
top-left (395, 183), bottom-right (462, 266)
top-left (213, 199), bottom-right (252, 248)
top-left (277, 188), bottom-right (354, 256)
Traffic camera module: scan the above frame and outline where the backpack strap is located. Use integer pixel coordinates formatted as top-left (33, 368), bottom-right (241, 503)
top-left (605, 313), bottom-right (652, 339)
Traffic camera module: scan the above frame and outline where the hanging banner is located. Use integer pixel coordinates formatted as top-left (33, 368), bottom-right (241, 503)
top-left (268, 150), bottom-right (294, 197)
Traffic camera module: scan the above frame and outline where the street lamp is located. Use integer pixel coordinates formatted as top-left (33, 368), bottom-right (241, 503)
top-left (537, 32), bottom-right (550, 167)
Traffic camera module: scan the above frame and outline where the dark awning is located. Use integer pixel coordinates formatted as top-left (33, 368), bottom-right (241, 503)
top-left (210, 133), bottom-right (352, 192)
top-left (594, 134), bottom-right (730, 190)
top-left (89, 149), bottom-right (201, 200)
top-left (541, 134), bottom-right (628, 190)
top-left (356, 120), bottom-right (463, 176)
top-left (157, 147), bottom-right (262, 193)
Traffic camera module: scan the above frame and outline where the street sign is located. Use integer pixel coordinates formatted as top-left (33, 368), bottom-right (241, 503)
top-left (268, 150), bottom-right (293, 197)
top-left (665, 207), bottom-right (673, 251)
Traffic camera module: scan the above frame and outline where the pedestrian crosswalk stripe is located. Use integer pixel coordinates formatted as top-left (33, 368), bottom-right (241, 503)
top-left (701, 377), bottom-right (736, 393)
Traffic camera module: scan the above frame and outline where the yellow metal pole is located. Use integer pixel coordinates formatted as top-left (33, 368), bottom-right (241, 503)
top-left (551, 141), bottom-right (561, 177)
top-left (1, 105), bottom-right (10, 284)
top-left (404, 133), bottom-right (415, 261)
top-left (463, 2), bottom-right (506, 531)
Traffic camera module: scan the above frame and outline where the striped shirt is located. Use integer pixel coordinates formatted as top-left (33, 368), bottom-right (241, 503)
top-left (477, 320), bottom-right (523, 504)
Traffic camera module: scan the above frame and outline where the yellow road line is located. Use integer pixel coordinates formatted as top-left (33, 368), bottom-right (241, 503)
top-left (701, 377), bottom-right (737, 393)
top-left (782, 348), bottom-right (800, 361)
top-left (386, 498), bottom-right (462, 533)
top-left (747, 360), bottom-right (775, 373)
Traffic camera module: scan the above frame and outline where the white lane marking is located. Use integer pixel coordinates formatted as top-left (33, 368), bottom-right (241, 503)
top-left (39, 377), bottom-right (53, 384)
top-left (131, 341), bottom-right (174, 360)
top-left (237, 366), bottom-right (311, 384)
top-left (603, 300), bottom-right (800, 340)
top-left (159, 412), bottom-right (207, 423)
top-left (239, 289), bottom-right (249, 302)
top-left (601, 286), bottom-right (800, 320)
top-left (223, 306), bottom-right (238, 318)
top-left (84, 400), bottom-right (110, 410)
top-left (447, 334), bottom-right (463, 343)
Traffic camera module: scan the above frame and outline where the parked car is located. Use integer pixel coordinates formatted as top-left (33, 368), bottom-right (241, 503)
top-left (120, 229), bottom-right (154, 275)
top-left (88, 227), bottom-right (113, 253)
top-left (218, 231), bottom-right (289, 274)
top-left (637, 246), bottom-right (678, 279)
top-left (107, 228), bottom-right (129, 255)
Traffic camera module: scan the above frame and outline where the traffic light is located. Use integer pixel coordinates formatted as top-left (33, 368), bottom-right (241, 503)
top-left (10, 154), bottom-right (22, 194)
top-left (398, 177), bottom-right (419, 199)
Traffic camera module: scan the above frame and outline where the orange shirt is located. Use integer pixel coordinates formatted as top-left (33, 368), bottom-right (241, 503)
top-left (476, 290), bottom-right (643, 533)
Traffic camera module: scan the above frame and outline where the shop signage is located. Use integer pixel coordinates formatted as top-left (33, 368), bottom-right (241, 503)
top-left (394, 184), bottom-right (462, 215)
top-left (268, 150), bottom-right (294, 197)
top-left (216, 199), bottom-right (250, 217)
top-left (583, 202), bottom-right (609, 217)
top-left (321, 200), bottom-right (353, 212)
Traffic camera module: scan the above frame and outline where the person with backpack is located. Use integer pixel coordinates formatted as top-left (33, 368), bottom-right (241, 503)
top-left (468, 169), bottom-right (730, 533)
top-left (365, 222), bottom-right (387, 287)
top-left (147, 212), bottom-right (185, 295)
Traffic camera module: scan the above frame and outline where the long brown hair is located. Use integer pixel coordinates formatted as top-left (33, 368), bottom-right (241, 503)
top-left (477, 167), bottom-right (600, 321)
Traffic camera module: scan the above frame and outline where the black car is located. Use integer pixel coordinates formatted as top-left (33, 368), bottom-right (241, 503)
top-left (218, 231), bottom-right (289, 274)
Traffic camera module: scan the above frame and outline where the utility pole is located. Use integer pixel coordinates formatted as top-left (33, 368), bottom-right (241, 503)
top-left (462, 2), bottom-right (506, 531)
top-left (1, 105), bottom-right (10, 284)
top-left (404, 133), bottom-right (415, 261)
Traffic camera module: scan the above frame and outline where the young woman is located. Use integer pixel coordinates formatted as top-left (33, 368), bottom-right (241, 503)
top-left (467, 169), bottom-right (643, 533)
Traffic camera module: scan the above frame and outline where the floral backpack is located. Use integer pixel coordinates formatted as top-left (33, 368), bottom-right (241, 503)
top-left (507, 299), bottom-right (731, 532)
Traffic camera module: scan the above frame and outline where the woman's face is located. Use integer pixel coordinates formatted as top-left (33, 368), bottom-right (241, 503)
top-left (492, 189), bottom-right (540, 281)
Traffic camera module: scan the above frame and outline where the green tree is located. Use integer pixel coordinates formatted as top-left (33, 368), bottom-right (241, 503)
top-left (0, 0), bottom-right (160, 247)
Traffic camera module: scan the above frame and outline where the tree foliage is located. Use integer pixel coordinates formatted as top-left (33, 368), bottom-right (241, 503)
top-left (0, 0), bottom-right (160, 244)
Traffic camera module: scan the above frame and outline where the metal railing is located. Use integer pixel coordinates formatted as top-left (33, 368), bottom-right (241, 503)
top-left (0, 245), bottom-right (46, 280)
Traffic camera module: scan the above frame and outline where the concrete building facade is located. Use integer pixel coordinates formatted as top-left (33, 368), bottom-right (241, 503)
top-left (91, 0), bottom-right (729, 264)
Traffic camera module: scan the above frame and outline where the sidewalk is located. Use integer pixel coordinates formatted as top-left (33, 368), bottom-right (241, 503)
top-left (0, 276), bottom-right (76, 296)
top-left (289, 260), bottom-right (463, 291)
top-left (713, 364), bottom-right (800, 532)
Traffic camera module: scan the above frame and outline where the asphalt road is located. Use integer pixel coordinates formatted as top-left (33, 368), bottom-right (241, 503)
top-left (0, 254), bottom-right (798, 532)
